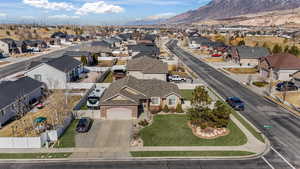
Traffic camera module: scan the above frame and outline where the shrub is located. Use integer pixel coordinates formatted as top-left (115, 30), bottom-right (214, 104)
top-left (138, 120), bottom-right (149, 127)
top-left (162, 105), bottom-right (169, 113)
top-left (252, 81), bottom-right (269, 87)
top-left (176, 104), bottom-right (184, 113)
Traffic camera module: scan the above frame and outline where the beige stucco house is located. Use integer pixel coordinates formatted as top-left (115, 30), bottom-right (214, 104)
top-left (126, 57), bottom-right (168, 81)
top-left (99, 76), bottom-right (182, 120)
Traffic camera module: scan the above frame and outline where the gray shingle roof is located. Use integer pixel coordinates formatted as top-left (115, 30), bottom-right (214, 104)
top-left (100, 76), bottom-right (181, 106)
top-left (236, 46), bottom-right (270, 59)
top-left (63, 51), bottom-right (91, 57)
top-left (46, 55), bottom-right (82, 73)
top-left (127, 57), bottom-right (168, 74)
top-left (0, 77), bottom-right (44, 110)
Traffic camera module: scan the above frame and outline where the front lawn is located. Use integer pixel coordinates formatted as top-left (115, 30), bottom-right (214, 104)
top-left (54, 120), bottom-right (78, 148)
top-left (224, 68), bottom-right (258, 74)
top-left (139, 115), bottom-right (247, 146)
top-left (180, 90), bottom-right (193, 100)
top-left (131, 151), bottom-right (254, 157)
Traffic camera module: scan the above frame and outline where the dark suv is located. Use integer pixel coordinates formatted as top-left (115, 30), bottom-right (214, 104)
top-left (276, 81), bottom-right (298, 91)
top-left (226, 97), bottom-right (245, 111)
top-left (76, 118), bottom-right (92, 133)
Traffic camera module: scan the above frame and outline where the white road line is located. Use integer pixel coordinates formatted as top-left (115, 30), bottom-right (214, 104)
top-left (262, 156), bottom-right (275, 169)
top-left (271, 146), bottom-right (296, 169)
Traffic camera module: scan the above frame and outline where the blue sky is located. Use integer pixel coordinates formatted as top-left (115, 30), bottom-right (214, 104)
top-left (0, 0), bottom-right (211, 25)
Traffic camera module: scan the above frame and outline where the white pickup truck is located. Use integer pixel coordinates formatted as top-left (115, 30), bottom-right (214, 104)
top-left (168, 75), bottom-right (186, 82)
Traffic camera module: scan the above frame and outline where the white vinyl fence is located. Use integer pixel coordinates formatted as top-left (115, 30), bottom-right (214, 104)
top-left (0, 116), bottom-right (73, 148)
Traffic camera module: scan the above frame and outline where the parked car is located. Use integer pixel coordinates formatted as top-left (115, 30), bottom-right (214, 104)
top-left (76, 117), bottom-right (92, 133)
top-left (168, 75), bottom-right (186, 82)
top-left (276, 81), bottom-right (298, 91)
top-left (211, 54), bottom-right (222, 57)
top-left (226, 97), bottom-right (245, 111)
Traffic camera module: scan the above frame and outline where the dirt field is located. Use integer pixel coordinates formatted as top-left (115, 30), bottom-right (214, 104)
top-left (203, 57), bottom-right (225, 62)
top-left (0, 94), bottom-right (81, 137)
top-left (245, 36), bottom-right (300, 52)
top-left (274, 92), bottom-right (300, 108)
top-left (116, 60), bottom-right (127, 65)
top-left (97, 60), bottom-right (115, 67)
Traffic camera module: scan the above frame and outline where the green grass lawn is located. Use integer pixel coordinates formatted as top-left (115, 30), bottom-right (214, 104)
top-left (130, 151), bottom-right (254, 157)
top-left (54, 120), bottom-right (78, 148)
top-left (102, 72), bottom-right (113, 83)
top-left (0, 153), bottom-right (72, 159)
top-left (180, 90), bottom-right (193, 100)
top-left (139, 115), bottom-right (247, 146)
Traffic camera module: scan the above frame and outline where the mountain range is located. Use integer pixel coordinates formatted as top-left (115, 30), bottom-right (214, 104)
top-left (166, 0), bottom-right (300, 24)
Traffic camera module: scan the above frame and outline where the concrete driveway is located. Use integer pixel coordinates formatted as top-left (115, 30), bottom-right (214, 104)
top-left (73, 120), bottom-right (132, 158)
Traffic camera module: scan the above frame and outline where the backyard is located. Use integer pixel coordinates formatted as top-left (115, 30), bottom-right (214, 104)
top-left (139, 115), bottom-right (247, 146)
top-left (0, 94), bottom-right (81, 137)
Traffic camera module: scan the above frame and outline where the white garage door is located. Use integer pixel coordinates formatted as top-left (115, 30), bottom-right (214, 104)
top-left (107, 108), bottom-right (132, 120)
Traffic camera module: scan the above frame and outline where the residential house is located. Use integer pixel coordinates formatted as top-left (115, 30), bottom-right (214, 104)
top-left (292, 71), bottom-right (300, 87)
top-left (0, 38), bottom-right (19, 55)
top-left (100, 76), bottom-right (182, 120)
top-left (127, 57), bottom-right (168, 81)
top-left (23, 40), bottom-right (48, 52)
top-left (128, 44), bottom-right (160, 58)
top-left (0, 77), bottom-right (44, 127)
top-left (188, 36), bottom-right (210, 49)
top-left (232, 46), bottom-right (270, 66)
top-left (259, 53), bottom-right (300, 81)
top-left (63, 51), bottom-right (93, 66)
top-left (25, 55), bottom-right (83, 89)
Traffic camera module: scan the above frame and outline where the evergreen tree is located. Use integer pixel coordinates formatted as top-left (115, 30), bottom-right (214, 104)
top-left (272, 44), bottom-right (282, 54)
top-left (289, 46), bottom-right (300, 56)
top-left (176, 104), bottom-right (184, 113)
top-left (80, 56), bottom-right (88, 65)
top-left (284, 45), bottom-right (290, 53)
top-left (238, 40), bottom-right (245, 46)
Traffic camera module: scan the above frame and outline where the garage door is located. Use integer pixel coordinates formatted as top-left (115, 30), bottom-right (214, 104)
top-left (107, 108), bottom-right (132, 120)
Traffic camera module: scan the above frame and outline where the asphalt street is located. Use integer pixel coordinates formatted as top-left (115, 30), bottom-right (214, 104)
top-left (0, 158), bottom-right (273, 169)
top-left (166, 40), bottom-right (300, 169)
top-left (0, 42), bottom-right (90, 79)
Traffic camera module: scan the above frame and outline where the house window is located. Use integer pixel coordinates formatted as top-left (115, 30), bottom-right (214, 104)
top-left (34, 74), bottom-right (42, 81)
top-left (168, 95), bottom-right (177, 106)
top-left (151, 97), bottom-right (160, 106)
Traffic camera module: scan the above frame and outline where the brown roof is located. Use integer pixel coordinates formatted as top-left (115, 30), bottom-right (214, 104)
top-left (127, 57), bottom-right (168, 74)
top-left (264, 53), bottom-right (300, 70)
top-left (100, 76), bottom-right (181, 106)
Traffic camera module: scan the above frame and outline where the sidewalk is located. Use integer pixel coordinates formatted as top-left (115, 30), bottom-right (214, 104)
top-left (130, 115), bottom-right (266, 154)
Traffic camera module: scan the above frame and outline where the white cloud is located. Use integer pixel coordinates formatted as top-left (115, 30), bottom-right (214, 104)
top-left (0, 13), bottom-right (7, 17)
top-left (23, 0), bottom-right (75, 11)
top-left (145, 13), bottom-right (176, 20)
top-left (48, 15), bottom-right (80, 19)
top-left (76, 1), bottom-right (124, 15)
top-left (21, 16), bottom-right (35, 19)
